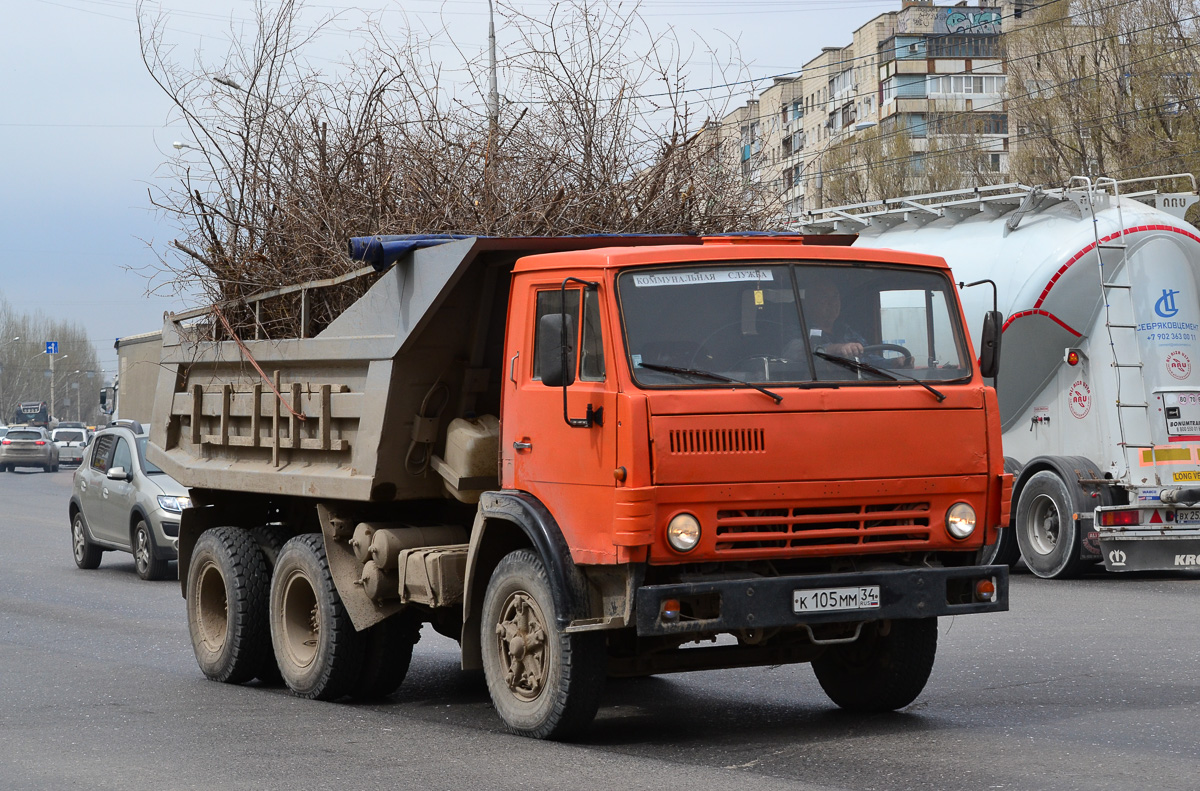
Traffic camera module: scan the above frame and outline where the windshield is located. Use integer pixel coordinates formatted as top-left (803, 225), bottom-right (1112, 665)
top-left (136, 437), bottom-right (164, 474)
top-left (618, 262), bottom-right (970, 388)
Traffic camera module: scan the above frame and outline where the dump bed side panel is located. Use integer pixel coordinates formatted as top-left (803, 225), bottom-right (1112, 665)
top-left (146, 239), bottom-right (505, 502)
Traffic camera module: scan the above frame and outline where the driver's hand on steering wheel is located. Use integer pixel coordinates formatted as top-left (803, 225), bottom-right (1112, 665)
top-left (826, 341), bottom-right (863, 357)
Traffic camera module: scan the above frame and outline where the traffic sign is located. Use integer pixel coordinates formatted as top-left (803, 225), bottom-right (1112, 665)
top-left (45, 341), bottom-right (58, 354)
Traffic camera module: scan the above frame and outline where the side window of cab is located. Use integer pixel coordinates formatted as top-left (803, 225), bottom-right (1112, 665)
top-left (532, 287), bottom-right (605, 382)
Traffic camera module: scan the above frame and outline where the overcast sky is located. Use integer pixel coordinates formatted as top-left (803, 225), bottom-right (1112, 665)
top-left (0, 0), bottom-right (894, 376)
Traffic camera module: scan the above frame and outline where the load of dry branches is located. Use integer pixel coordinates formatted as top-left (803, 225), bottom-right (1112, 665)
top-left (138, 0), bottom-right (777, 338)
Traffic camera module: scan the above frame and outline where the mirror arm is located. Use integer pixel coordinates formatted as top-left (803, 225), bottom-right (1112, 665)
top-left (958, 278), bottom-right (999, 314)
top-left (559, 277), bottom-right (602, 429)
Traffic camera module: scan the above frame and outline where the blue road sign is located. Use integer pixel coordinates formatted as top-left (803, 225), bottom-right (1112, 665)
top-left (45, 341), bottom-right (58, 354)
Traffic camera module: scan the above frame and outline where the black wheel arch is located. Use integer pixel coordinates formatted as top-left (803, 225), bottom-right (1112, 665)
top-left (1011, 455), bottom-right (1115, 558)
top-left (460, 490), bottom-right (591, 671)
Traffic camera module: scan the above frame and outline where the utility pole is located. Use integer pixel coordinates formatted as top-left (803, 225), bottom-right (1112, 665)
top-left (487, 0), bottom-right (500, 141)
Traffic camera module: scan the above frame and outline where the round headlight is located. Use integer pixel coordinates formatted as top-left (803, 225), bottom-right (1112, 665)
top-left (666, 513), bottom-right (701, 552)
top-left (946, 502), bottom-right (977, 539)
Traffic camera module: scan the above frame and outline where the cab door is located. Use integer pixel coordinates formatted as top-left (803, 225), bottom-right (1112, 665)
top-left (502, 278), bottom-right (619, 562)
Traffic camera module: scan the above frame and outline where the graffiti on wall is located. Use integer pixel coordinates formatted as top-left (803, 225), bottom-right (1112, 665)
top-left (938, 8), bottom-right (1002, 34)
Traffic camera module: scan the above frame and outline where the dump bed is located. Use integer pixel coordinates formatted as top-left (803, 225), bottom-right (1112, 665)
top-left (146, 236), bottom-right (701, 501)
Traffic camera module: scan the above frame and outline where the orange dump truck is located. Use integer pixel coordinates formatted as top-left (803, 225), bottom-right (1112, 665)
top-left (149, 234), bottom-right (1011, 739)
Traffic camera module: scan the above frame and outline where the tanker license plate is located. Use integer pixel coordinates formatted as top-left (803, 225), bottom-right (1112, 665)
top-left (1175, 509), bottom-right (1200, 525)
top-left (793, 585), bottom-right (880, 613)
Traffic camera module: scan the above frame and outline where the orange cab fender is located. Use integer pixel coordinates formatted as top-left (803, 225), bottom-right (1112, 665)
top-left (460, 489), bottom-right (590, 670)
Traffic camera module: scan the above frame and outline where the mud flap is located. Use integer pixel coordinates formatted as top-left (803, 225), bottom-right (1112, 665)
top-left (1100, 538), bottom-right (1200, 571)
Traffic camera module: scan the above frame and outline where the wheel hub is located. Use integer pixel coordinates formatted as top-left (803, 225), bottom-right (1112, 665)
top-left (196, 561), bottom-right (229, 652)
top-left (494, 591), bottom-right (548, 701)
top-left (1028, 493), bottom-right (1061, 556)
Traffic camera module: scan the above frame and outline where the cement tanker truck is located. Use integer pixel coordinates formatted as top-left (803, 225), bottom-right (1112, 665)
top-left (801, 174), bottom-right (1200, 578)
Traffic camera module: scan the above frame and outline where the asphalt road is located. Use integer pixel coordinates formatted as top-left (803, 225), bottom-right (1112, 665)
top-left (3, 468), bottom-right (1200, 791)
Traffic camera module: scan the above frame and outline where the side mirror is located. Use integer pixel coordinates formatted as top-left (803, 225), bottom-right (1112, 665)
top-left (106, 466), bottom-right (129, 481)
top-left (537, 313), bottom-right (577, 388)
top-left (979, 310), bottom-right (1003, 379)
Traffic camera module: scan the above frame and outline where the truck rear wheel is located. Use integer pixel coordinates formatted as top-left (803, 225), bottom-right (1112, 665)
top-left (269, 533), bottom-right (364, 701)
top-left (351, 613), bottom-right (422, 701)
top-left (187, 526), bottom-right (273, 684)
top-left (481, 549), bottom-right (605, 740)
top-left (812, 618), bottom-right (937, 712)
top-left (1014, 470), bottom-right (1085, 579)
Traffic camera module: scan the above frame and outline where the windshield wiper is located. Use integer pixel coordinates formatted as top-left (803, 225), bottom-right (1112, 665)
top-left (638, 362), bottom-right (783, 404)
top-left (813, 351), bottom-right (946, 402)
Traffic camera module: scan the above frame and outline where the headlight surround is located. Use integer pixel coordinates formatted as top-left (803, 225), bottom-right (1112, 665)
top-left (666, 513), bottom-right (701, 552)
top-left (946, 502), bottom-right (977, 540)
top-left (157, 495), bottom-right (192, 513)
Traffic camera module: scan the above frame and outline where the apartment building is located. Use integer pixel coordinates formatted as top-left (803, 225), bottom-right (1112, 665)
top-left (711, 0), bottom-right (1039, 219)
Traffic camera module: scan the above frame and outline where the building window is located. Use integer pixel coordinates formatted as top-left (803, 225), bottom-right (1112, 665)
top-left (927, 75), bottom-right (1007, 96)
top-left (927, 35), bottom-right (999, 58)
top-left (989, 152), bottom-right (1002, 171)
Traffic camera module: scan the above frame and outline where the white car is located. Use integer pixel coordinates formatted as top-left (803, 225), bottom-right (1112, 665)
top-left (51, 428), bottom-right (89, 467)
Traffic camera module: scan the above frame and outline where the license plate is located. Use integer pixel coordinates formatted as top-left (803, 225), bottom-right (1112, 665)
top-left (1176, 509), bottom-right (1200, 525)
top-left (793, 585), bottom-right (880, 614)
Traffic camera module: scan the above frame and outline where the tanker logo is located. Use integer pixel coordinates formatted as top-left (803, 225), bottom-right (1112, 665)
top-left (1156, 288), bottom-right (1181, 318)
top-left (1108, 550), bottom-right (1127, 567)
top-left (1167, 350), bottom-right (1192, 380)
top-left (1068, 380), bottom-right (1092, 419)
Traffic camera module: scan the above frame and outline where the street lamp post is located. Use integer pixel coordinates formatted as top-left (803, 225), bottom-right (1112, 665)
top-left (49, 354), bottom-right (68, 420)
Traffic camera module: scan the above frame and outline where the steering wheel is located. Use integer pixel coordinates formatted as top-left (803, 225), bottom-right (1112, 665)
top-left (861, 343), bottom-right (914, 368)
top-left (689, 320), bottom-right (791, 368)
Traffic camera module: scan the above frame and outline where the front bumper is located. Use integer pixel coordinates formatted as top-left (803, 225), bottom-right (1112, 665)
top-left (635, 564), bottom-right (1008, 636)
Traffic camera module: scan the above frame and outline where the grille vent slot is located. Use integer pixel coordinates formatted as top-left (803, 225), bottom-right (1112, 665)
top-left (713, 502), bottom-right (932, 554)
top-left (668, 428), bottom-right (766, 454)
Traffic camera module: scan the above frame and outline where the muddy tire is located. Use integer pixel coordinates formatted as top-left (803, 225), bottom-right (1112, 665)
top-left (133, 519), bottom-right (170, 581)
top-left (71, 511), bottom-right (102, 570)
top-left (247, 525), bottom-right (292, 684)
top-left (351, 613), bottom-right (422, 701)
top-left (187, 526), bottom-right (273, 684)
top-left (812, 618), bottom-right (938, 712)
top-left (269, 533), bottom-right (364, 701)
top-left (481, 549), bottom-right (605, 740)
top-left (1015, 470), bottom-right (1085, 579)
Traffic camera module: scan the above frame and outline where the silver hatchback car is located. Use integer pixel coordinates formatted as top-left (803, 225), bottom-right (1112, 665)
top-left (68, 421), bottom-right (190, 580)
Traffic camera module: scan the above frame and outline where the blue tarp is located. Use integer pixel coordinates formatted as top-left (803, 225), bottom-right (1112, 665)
top-left (347, 234), bottom-right (471, 270)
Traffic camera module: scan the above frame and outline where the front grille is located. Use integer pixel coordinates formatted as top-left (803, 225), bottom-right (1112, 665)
top-left (715, 502), bottom-right (931, 554)
top-left (668, 428), bottom-right (765, 454)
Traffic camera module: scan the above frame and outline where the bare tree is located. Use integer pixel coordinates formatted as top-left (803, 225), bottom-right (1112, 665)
top-left (138, 0), bottom-right (770, 337)
top-left (0, 297), bottom-right (102, 425)
top-left (1006, 0), bottom-right (1200, 184)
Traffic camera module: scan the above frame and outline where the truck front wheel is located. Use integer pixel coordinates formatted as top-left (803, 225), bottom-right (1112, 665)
top-left (481, 549), bottom-right (605, 740)
top-left (187, 526), bottom-right (273, 684)
top-left (811, 617), bottom-right (937, 712)
top-left (1014, 470), bottom-right (1085, 579)
top-left (269, 533), bottom-right (364, 701)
